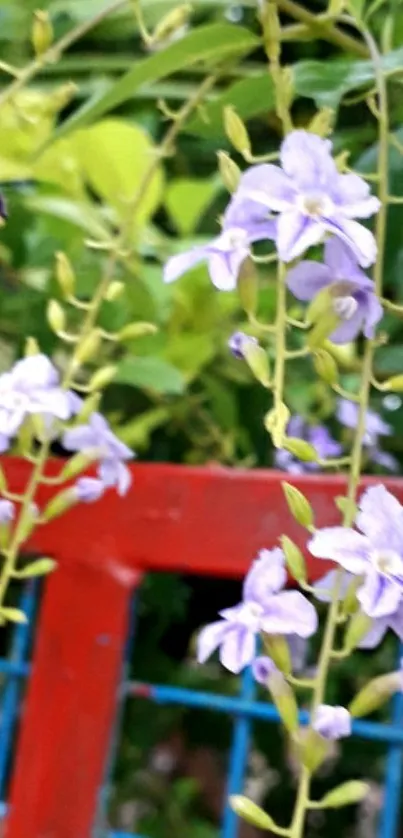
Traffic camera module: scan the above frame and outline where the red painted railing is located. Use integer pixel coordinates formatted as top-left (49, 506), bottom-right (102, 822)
top-left (3, 460), bottom-right (403, 838)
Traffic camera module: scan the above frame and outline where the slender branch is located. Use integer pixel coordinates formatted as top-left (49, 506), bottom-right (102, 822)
top-left (275, 0), bottom-right (368, 56)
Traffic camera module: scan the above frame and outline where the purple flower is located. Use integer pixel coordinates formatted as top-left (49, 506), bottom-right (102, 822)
top-left (228, 331), bottom-right (258, 360)
top-left (286, 238), bottom-right (382, 344)
top-left (309, 485), bottom-right (403, 619)
top-left (75, 476), bottom-right (105, 503)
top-left (275, 415), bottom-right (342, 474)
top-left (337, 399), bottom-right (398, 472)
top-left (252, 655), bottom-right (278, 685)
top-left (0, 354), bottom-right (76, 447)
top-left (237, 130), bottom-right (380, 265)
top-left (197, 547), bottom-right (317, 674)
top-left (163, 193), bottom-right (276, 291)
top-left (0, 499), bottom-right (14, 523)
top-left (63, 412), bottom-right (134, 497)
top-left (312, 705), bottom-right (352, 740)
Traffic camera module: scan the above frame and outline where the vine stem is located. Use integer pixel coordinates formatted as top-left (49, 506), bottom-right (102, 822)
top-left (289, 19), bottom-right (388, 838)
top-left (0, 70), bottom-right (217, 612)
top-left (275, 0), bottom-right (368, 57)
top-left (0, 0), bottom-right (128, 110)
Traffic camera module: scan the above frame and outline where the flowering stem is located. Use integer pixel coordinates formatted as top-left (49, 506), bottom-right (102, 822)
top-left (273, 260), bottom-right (288, 435)
top-left (275, 0), bottom-right (368, 57)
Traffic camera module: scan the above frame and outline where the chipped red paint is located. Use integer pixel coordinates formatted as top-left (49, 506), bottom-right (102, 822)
top-left (4, 458), bottom-right (403, 838)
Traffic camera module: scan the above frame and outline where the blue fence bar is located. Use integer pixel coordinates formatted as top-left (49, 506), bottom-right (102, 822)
top-left (222, 665), bottom-right (256, 838)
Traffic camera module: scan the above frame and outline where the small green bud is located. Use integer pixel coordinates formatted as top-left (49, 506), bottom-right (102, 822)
top-left (118, 322), bottom-right (158, 341)
top-left (306, 287), bottom-right (333, 325)
top-left (334, 496), bottom-right (358, 518)
top-left (263, 633), bottom-right (292, 675)
top-left (264, 402), bottom-right (290, 448)
top-left (229, 796), bottom-right (277, 830)
top-left (15, 558), bottom-right (56, 579)
top-left (243, 340), bottom-right (271, 388)
top-left (89, 365), bottom-right (117, 392)
top-left (223, 106), bottom-right (251, 157)
top-left (317, 781), bottom-right (369, 809)
top-left (282, 482), bottom-right (314, 530)
top-left (268, 669), bottom-right (299, 733)
top-left (282, 437), bottom-right (318, 463)
top-left (60, 449), bottom-right (101, 481)
top-left (344, 610), bottom-right (373, 652)
top-left (74, 330), bottom-right (102, 365)
top-left (76, 392), bottom-right (101, 423)
top-left (341, 576), bottom-right (361, 617)
top-left (280, 534), bottom-right (307, 584)
top-left (313, 350), bottom-right (338, 385)
top-left (18, 504), bottom-right (38, 544)
top-left (150, 4), bottom-right (192, 45)
top-left (0, 607), bottom-right (28, 625)
top-left (260, 2), bottom-right (281, 63)
top-left (308, 107), bottom-right (335, 138)
top-left (43, 488), bottom-right (78, 522)
top-left (32, 10), bottom-right (53, 57)
top-left (383, 374), bottom-right (403, 392)
top-left (281, 66), bottom-right (294, 111)
top-left (47, 300), bottom-right (66, 335)
top-left (308, 311), bottom-right (340, 350)
top-left (48, 82), bottom-right (77, 113)
top-left (217, 151), bottom-right (241, 193)
top-left (237, 256), bottom-right (258, 316)
top-left (25, 336), bottom-right (40, 357)
top-left (349, 672), bottom-right (403, 717)
top-left (56, 252), bottom-right (75, 298)
top-left (294, 727), bottom-right (330, 773)
top-left (105, 281), bottom-right (124, 302)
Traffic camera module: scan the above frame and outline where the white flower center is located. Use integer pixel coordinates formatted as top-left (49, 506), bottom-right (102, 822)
top-left (371, 548), bottom-right (403, 576)
top-left (220, 227), bottom-right (249, 250)
top-left (297, 192), bottom-right (334, 218)
top-left (332, 295), bottom-right (358, 320)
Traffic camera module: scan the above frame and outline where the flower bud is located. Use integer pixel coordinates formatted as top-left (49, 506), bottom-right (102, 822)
top-left (76, 392), bottom-right (101, 423)
top-left (243, 340), bottom-right (271, 388)
top-left (281, 66), bottom-right (294, 111)
top-left (17, 504), bottom-right (38, 543)
top-left (15, 558), bottom-right (56, 579)
top-left (344, 611), bottom-right (373, 652)
top-left (308, 311), bottom-right (340, 350)
top-left (335, 495), bottom-right (358, 519)
top-left (217, 151), bottom-right (241, 193)
top-left (237, 256), bottom-right (258, 316)
top-left (308, 107), bottom-right (334, 138)
top-left (349, 672), bottom-right (403, 717)
top-left (313, 350), bottom-right (338, 385)
top-left (383, 374), bottom-right (403, 392)
top-left (316, 781), bottom-right (369, 809)
top-left (118, 322), bottom-right (158, 341)
top-left (56, 252), bottom-right (75, 298)
top-left (264, 402), bottom-right (290, 448)
top-left (282, 482), bottom-right (314, 530)
top-left (282, 437), bottom-right (318, 463)
top-left (32, 10), bottom-right (53, 57)
top-left (229, 796), bottom-right (277, 830)
top-left (150, 4), bottom-right (192, 46)
top-left (105, 281), bottom-right (124, 302)
top-left (43, 488), bottom-right (78, 522)
top-left (0, 607), bottom-right (27, 625)
top-left (268, 668), bottom-right (299, 733)
top-left (294, 727), bottom-right (330, 773)
top-left (47, 300), bottom-right (66, 335)
top-left (48, 82), bottom-right (77, 113)
top-left (263, 634), bottom-right (291, 675)
top-left (280, 535), bottom-right (307, 584)
top-left (25, 336), bottom-right (40, 357)
top-left (223, 106), bottom-right (251, 157)
top-left (74, 330), bottom-right (102, 365)
top-left (60, 449), bottom-right (101, 481)
top-left (260, 1), bottom-right (281, 63)
top-left (89, 365), bottom-right (117, 392)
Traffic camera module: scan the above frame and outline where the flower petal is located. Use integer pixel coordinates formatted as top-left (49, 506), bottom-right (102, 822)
top-left (358, 617), bottom-right (389, 649)
top-left (324, 236), bottom-right (367, 282)
top-left (325, 218), bottom-right (377, 268)
top-left (333, 172), bottom-right (381, 219)
top-left (12, 354), bottom-right (59, 389)
top-left (370, 448), bottom-right (399, 472)
top-left (261, 590), bottom-right (318, 638)
top-left (356, 485), bottom-right (403, 552)
top-left (238, 163), bottom-right (296, 212)
top-left (309, 527), bottom-right (370, 574)
top-left (280, 131), bottom-right (336, 189)
top-left (219, 625), bottom-right (255, 673)
top-left (276, 212), bottom-right (324, 262)
top-left (313, 570), bottom-right (353, 603)
top-left (330, 307), bottom-right (365, 344)
top-left (243, 547), bottom-right (286, 603)
top-left (208, 250), bottom-right (244, 290)
top-left (362, 292), bottom-right (383, 338)
top-left (163, 246), bottom-right (208, 283)
top-left (286, 261), bottom-right (332, 301)
top-left (358, 570), bottom-right (402, 619)
top-left (197, 620), bottom-right (230, 663)
top-left (388, 602), bottom-right (403, 641)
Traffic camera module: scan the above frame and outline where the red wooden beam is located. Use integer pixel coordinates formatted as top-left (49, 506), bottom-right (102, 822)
top-left (4, 459), bottom-right (403, 838)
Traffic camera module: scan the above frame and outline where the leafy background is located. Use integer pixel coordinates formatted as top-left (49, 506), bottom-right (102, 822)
top-left (0, 0), bottom-right (403, 835)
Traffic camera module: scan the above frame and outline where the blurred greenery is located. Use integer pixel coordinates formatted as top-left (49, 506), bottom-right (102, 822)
top-left (1, 0), bottom-right (403, 835)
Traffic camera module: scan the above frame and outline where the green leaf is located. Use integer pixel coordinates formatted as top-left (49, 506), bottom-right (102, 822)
top-left (165, 177), bottom-right (220, 236)
top-left (25, 195), bottom-right (111, 239)
top-left (188, 72), bottom-right (275, 138)
top-left (116, 356), bottom-right (185, 394)
top-left (294, 46), bottom-right (403, 108)
top-left (52, 25), bottom-right (260, 142)
top-left (72, 119), bottom-right (163, 226)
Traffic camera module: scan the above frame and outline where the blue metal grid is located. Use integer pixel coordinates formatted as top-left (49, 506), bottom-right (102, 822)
top-left (0, 584), bottom-right (401, 838)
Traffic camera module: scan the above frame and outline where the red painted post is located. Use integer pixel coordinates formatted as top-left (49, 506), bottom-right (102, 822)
top-left (6, 558), bottom-right (140, 838)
